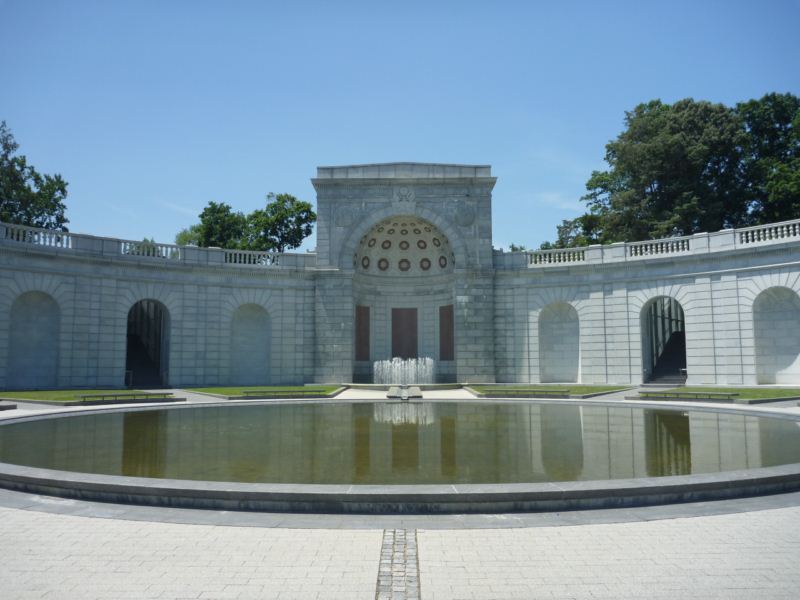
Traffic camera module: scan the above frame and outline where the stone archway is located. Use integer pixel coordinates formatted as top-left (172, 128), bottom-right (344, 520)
top-left (641, 296), bottom-right (686, 383)
top-left (352, 215), bottom-right (456, 382)
top-left (126, 299), bottom-right (170, 387)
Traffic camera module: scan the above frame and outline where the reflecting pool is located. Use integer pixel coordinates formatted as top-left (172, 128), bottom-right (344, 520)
top-left (1, 402), bottom-right (800, 485)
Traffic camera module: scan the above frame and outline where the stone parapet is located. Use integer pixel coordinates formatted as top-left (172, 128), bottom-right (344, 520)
top-left (492, 218), bottom-right (800, 270)
top-left (0, 221), bottom-right (317, 270)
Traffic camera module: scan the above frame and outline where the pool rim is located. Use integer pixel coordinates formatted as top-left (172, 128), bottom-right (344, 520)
top-left (1, 398), bottom-right (800, 514)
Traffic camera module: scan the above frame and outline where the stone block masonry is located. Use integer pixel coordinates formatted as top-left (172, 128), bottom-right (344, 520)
top-left (1, 163), bottom-right (800, 387)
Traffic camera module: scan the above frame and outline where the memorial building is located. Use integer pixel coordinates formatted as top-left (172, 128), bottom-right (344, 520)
top-left (1, 162), bottom-right (799, 389)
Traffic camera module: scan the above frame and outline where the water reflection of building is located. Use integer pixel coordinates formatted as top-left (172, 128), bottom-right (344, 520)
top-left (5, 404), bottom-right (800, 487)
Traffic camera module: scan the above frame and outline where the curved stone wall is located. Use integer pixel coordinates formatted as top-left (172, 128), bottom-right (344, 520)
top-left (1, 162), bottom-right (800, 388)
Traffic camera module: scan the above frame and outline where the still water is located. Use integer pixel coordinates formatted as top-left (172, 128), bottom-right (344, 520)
top-left (1, 402), bottom-right (799, 485)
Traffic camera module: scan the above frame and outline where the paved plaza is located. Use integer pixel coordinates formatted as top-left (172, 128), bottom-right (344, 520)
top-left (0, 491), bottom-right (799, 599)
top-left (2, 392), bottom-right (800, 598)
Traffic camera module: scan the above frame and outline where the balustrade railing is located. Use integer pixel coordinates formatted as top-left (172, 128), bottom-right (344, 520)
top-left (528, 248), bottom-right (585, 265)
top-left (627, 237), bottom-right (691, 258)
top-left (5, 216), bottom-right (800, 271)
top-left (224, 249), bottom-right (280, 266)
top-left (0, 220), bottom-right (313, 268)
top-left (119, 240), bottom-right (182, 260)
top-left (738, 220), bottom-right (800, 245)
top-left (3, 222), bottom-right (73, 248)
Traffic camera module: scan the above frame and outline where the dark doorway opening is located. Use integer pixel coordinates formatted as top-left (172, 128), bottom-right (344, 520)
top-left (391, 308), bottom-right (418, 359)
top-left (642, 297), bottom-right (686, 384)
top-left (126, 299), bottom-right (169, 387)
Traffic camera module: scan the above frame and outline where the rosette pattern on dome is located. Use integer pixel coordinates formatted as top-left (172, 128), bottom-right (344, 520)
top-left (355, 216), bottom-right (455, 276)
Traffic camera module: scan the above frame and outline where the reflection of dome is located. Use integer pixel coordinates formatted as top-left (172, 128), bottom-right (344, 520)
top-left (355, 216), bottom-right (455, 276)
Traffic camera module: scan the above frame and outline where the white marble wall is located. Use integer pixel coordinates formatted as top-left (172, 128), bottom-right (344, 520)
top-left (0, 248), bottom-right (315, 389)
top-left (494, 241), bottom-right (800, 385)
top-left (1, 164), bottom-right (800, 389)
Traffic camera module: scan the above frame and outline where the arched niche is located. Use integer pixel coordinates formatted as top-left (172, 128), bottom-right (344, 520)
top-left (126, 299), bottom-right (170, 387)
top-left (538, 302), bottom-right (580, 383)
top-left (754, 287), bottom-right (800, 384)
top-left (8, 291), bottom-right (60, 389)
top-left (230, 303), bottom-right (271, 385)
top-left (640, 296), bottom-right (686, 383)
top-left (352, 215), bottom-right (456, 382)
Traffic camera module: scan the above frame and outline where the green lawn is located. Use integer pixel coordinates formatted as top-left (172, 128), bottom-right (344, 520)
top-left (469, 384), bottom-right (629, 396)
top-left (0, 389), bottom-right (148, 403)
top-left (653, 386), bottom-right (800, 400)
top-left (187, 385), bottom-right (340, 396)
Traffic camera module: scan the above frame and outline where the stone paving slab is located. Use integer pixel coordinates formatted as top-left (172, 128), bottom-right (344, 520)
top-left (2, 502), bottom-right (800, 599)
top-left (417, 505), bottom-right (800, 599)
top-left (0, 506), bottom-right (381, 600)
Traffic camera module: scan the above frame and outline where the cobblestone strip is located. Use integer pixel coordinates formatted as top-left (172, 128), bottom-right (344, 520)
top-left (376, 528), bottom-right (421, 600)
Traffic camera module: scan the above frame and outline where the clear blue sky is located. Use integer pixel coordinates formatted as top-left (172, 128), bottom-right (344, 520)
top-left (2, 0), bottom-right (799, 251)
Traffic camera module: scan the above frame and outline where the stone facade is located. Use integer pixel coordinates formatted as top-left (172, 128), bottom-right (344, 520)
top-left (1, 162), bottom-right (799, 389)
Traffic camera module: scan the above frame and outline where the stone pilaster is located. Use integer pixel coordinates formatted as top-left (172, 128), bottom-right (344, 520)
top-left (314, 271), bottom-right (355, 383)
top-left (454, 270), bottom-right (495, 382)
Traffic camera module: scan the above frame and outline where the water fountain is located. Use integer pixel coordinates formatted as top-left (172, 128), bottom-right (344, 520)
top-left (373, 357), bottom-right (434, 400)
top-left (373, 357), bottom-right (435, 385)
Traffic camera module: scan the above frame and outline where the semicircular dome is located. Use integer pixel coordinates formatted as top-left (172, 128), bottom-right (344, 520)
top-left (354, 216), bottom-right (455, 276)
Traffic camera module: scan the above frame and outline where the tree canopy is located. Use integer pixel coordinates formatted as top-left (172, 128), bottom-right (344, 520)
top-left (0, 121), bottom-right (69, 230)
top-left (242, 193), bottom-right (315, 252)
top-left (174, 223), bottom-right (201, 246)
top-left (177, 193), bottom-right (316, 252)
top-left (197, 201), bottom-right (247, 248)
top-left (543, 93), bottom-right (800, 248)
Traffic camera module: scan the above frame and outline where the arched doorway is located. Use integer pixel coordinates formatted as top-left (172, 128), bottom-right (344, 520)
top-left (126, 299), bottom-right (169, 387)
top-left (8, 291), bottom-right (60, 389)
top-left (641, 296), bottom-right (686, 383)
top-left (230, 304), bottom-right (271, 385)
top-left (754, 287), bottom-right (800, 384)
top-left (538, 302), bottom-right (580, 383)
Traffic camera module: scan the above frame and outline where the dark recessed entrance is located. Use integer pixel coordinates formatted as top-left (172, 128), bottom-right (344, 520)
top-left (126, 299), bottom-right (169, 387)
top-left (392, 308), bottom-right (418, 359)
top-left (642, 297), bottom-right (686, 384)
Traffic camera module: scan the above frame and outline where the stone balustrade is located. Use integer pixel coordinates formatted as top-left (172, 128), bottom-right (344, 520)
top-left (120, 239), bottom-right (182, 260)
top-left (4, 217), bottom-right (800, 273)
top-left (224, 249), bottom-right (280, 266)
top-left (627, 236), bottom-right (691, 258)
top-left (490, 217), bottom-right (800, 269)
top-left (0, 221), bottom-right (316, 269)
top-left (528, 248), bottom-right (586, 265)
top-left (3, 223), bottom-right (74, 249)
top-left (738, 220), bottom-right (800, 245)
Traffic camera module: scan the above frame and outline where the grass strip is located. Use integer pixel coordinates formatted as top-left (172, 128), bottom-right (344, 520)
top-left (650, 386), bottom-right (800, 400)
top-left (0, 389), bottom-right (149, 403)
top-left (469, 384), bottom-right (628, 395)
top-left (188, 385), bottom-right (340, 396)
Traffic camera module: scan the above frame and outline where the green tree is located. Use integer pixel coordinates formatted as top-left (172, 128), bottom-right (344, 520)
top-left (175, 223), bottom-right (202, 246)
top-left (544, 94), bottom-right (800, 248)
top-left (243, 193), bottom-right (316, 252)
top-left (582, 99), bottom-right (748, 243)
top-left (0, 121), bottom-right (69, 230)
top-left (197, 201), bottom-right (247, 248)
top-left (737, 92), bottom-right (800, 223)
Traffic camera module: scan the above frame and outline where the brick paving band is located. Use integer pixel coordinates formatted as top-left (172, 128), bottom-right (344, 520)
top-left (376, 529), bottom-right (421, 600)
